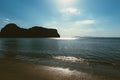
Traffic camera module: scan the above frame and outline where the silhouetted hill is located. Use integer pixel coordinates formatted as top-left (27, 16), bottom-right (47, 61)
top-left (0, 23), bottom-right (60, 38)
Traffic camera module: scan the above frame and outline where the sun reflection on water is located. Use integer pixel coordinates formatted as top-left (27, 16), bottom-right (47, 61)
top-left (46, 66), bottom-right (86, 76)
top-left (53, 56), bottom-right (85, 63)
top-left (52, 38), bottom-right (77, 40)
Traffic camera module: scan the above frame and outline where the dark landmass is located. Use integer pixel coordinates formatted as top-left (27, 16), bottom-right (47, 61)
top-left (0, 23), bottom-right (60, 38)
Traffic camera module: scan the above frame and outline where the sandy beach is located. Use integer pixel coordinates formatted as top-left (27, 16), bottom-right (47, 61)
top-left (0, 58), bottom-right (118, 80)
top-left (0, 58), bottom-right (89, 80)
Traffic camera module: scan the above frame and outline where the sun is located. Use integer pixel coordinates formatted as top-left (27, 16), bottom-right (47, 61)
top-left (54, 0), bottom-right (75, 7)
top-left (58, 0), bottom-right (74, 4)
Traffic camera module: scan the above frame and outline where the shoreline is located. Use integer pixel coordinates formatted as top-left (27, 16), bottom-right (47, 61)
top-left (0, 58), bottom-right (118, 80)
top-left (0, 58), bottom-right (88, 80)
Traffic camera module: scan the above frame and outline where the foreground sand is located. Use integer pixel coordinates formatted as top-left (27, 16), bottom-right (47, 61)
top-left (0, 58), bottom-right (87, 80)
top-left (0, 58), bottom-right (115, 80)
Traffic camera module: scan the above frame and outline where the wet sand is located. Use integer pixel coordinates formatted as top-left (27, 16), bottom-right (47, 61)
top-left (0, 58), bottom-right (115, 80)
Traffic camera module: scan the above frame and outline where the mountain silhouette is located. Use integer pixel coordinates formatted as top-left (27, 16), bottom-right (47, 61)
top-left (0, 23), bottom-right (60, 38)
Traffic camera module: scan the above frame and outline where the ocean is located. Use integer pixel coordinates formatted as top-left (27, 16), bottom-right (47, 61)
top-left (0, 38), bottom-right (120, 80)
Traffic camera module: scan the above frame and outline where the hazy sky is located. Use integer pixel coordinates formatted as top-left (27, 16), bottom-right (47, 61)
top-left (0, 0), bottom-right (120, 37)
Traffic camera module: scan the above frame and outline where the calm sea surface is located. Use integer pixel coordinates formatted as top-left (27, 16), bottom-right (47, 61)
top-left (0, 38), bottom-right (120, 80)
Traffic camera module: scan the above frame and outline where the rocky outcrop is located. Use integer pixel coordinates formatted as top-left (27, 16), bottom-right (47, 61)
top-left (0, 23), bottom-right (60, 38)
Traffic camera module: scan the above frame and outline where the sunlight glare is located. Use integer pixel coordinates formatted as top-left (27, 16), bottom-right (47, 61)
top-left (54, 0), bottom-right (76, 7)
top-left (53, 56), bottom-right (85, 63)
top-left (58, 0), bottom-right (74, 4)
top-left (53, 38), bottom-right (77, 40)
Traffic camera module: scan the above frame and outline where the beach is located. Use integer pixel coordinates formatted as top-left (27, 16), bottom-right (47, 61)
top-left (0, 58), bottom-right (88, 80)
top-left (0, 58), bottom-right (118, 80)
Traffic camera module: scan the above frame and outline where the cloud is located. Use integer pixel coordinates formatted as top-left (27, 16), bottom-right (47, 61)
top-left (59, 27), bottom-right (94, 37)
top-left (4, 18), bottom-right (11, 23)
top-left (75, 20), bottom-right (95, 26)
top-left (58, 19), bottom-right (96, 37)
top-left (60, 7), bottom-right (80, 14)
top-left (5, 18), bottom-right (10, 21)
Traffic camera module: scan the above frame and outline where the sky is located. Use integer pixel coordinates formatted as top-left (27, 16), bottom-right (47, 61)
top-left (0, 0), bottom-right (120, 37)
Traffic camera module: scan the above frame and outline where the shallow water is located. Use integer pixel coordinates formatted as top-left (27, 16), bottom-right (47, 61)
top-left (0, 38), bottom-right (120, 80)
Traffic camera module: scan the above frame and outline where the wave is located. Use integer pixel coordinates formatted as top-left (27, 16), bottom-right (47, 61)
top-left (15, 54), bottom-right (120, 67)
top-left (1, 50), bottom-right (120, 67)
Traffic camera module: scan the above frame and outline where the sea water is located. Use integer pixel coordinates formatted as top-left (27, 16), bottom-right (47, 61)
top-left (0, 38), bottom-right (120, 80)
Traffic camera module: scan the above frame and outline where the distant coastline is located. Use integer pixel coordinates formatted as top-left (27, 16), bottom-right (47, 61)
top-left (75, 36), bottom-right (120, 39)
top-left (0, 23), bottom-right (60, 38)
